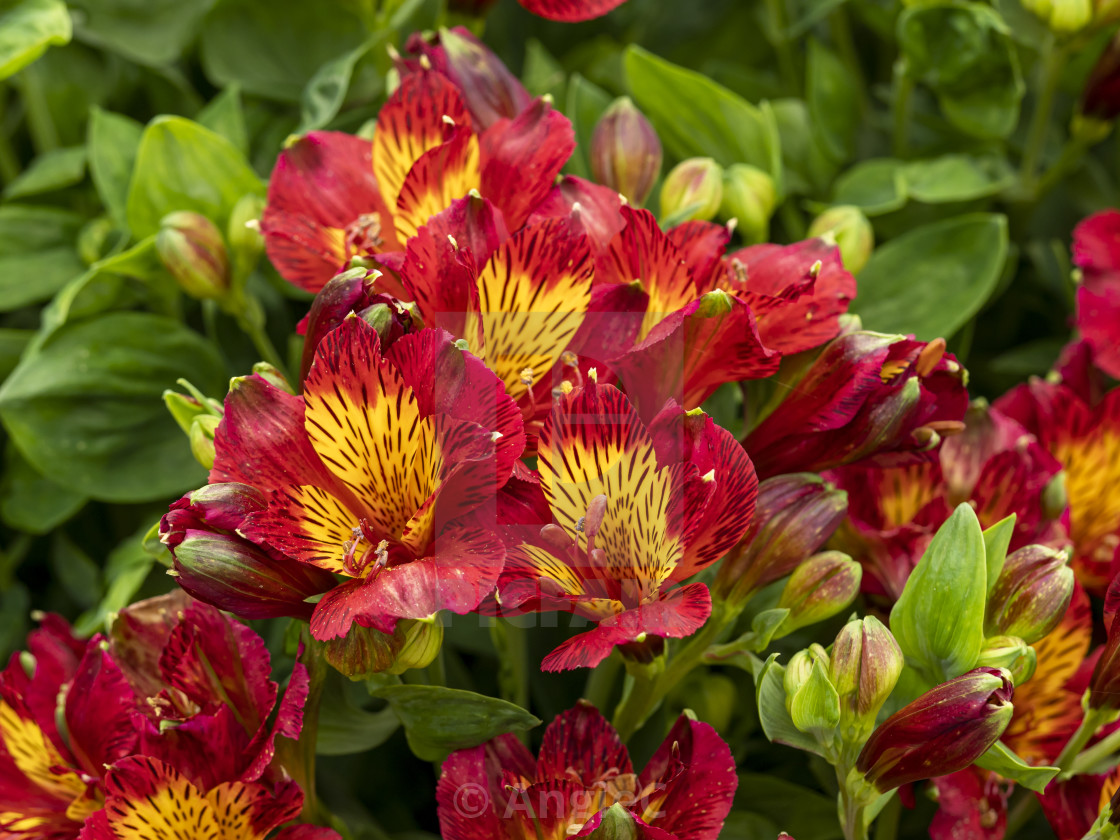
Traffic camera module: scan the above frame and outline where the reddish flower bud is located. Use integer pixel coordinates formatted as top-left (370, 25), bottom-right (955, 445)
top-left (156, 211), bottom-right (230, 300)
top-left (855, 667), bottom-right (1014, 792)
top-left (161, 483), bottom-right (336, 620)
top-left (829, 616), bottom-right (904, 750)
top-left (1089, 576), bottom-right (1120, 711)
top-left (714, 474), bottom-right (848, 605)
top-left (985, 545), bottom-right (1075, 644)
top-left (778, 551), bottom-right (862, 633)
top-left (590, 97), bottom-right (662, 206)
top-left (660, 157), bottom-right (723, 222)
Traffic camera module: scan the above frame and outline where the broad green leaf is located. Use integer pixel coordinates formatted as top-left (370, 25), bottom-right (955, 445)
top-left (902, 153), bottom-right (1015, 203)
top-left (852, 213), bottom-right (1008, 339)
top-left (975, 741), bottom-right (1058, 792)
top-left (897, 0), bottom-right (1024, 139)
top-left (2, 146), bottom-right (86, 199)
top-left (890, 503), bottom-right (988, 682)
top-left (88, 108), bottom-right (143, 229)
top-left (751, 607), bottom-right (791, 650)
top-left (198, 86), bottom-right (248, 156)
top-left (770, 99), bottom-right (837, 197)
top-left (754, 654), bottom-right (824, 756)
top-left (0, 205), bottom-right (84, 312)
top-left (298, 38), bottom-right (379, 134)
top-left (983, 514), bottom-right (1017, 594)
top-left (200, 0), bottom-right (366, 102)
top-left (831, 158), bottom-right (907, 215)
top-left (0, 443), bottom-right (85, 533)
top-left (624, 45), bottom-right (782, 188)
top-left (0, 0), bottom-right (70, 79)
top-left (806, 39), bottom-right (859, 163)
top-left (371, 684), bottom-right (540, 763)
top-left (734, 774), bottom-right (844, 840)
top-left (126, 116), bottom-right (263, 239)
top-left (67, 0), bottom-right (212, 65)
top-left (0, 312), bottom-right (226, 503)
top-left (564, 73), bottom-right (612, 181)
top-left (318, 683), bottom-right (401, 756)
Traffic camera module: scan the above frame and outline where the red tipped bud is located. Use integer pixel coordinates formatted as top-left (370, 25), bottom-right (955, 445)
top-left (590, 97), bottom-right (662, 206)
top-left (156, 211), bottom-right (230, 300)
top-left (985, 545), bottom-right (1074, 644)
top-left (855, 667), bottom-right (1014, 792)
top-left (829, 616), bottom-right (904, 749)
top-left (777, 551), bottom-right (862, 633)
top-left (660, 157), bottom-right (723, 223)
top-left (714, 474), bottom-right (848, 605)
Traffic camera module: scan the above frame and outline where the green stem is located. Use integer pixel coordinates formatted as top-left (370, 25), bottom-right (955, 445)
top-left (1054, 707), bottom-right (1113, 774)
top-left (765, 0), bottom-right (800, 92)
top-left (1032, 137), bottom-right (1090, 199)
top-left (830, 7), bottom-right (868, 113)
top-left (583, 652), bottom-right (621, 711)
top-left (491, 618), bottom-right (529, 711)
top-left (611, 660), bottom-right (663, 742)
top-left (892, 70), bottom-right (915, 159)
top-left (237, 310), bottom-right (290, 380)
top-left (872, 794), bottom-right (900, 840)
top-left (279, 633), bottom-right (329, 824)
top-left (838, 767), bottom-right (871, 840)
top-left (1003, 791), bottom-right (1038, 838)
top-left (1068, 715), bottom-right (1120, 776)
top-left (1020, 38), bottom-right (1069, 191)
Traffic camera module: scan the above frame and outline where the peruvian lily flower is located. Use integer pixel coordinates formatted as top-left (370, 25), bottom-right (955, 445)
top-left (743, 331), bottom-right (970, 482)
top-left (995, 360), bottom-right (1120, 593)
top-left (1072, 209), bottom-right (1120, 380)
top-left (436, 700), bottom-right (737, 839)
top-left (78, 756), bottom-right (337, 840)
top-left (516, 0), bottom-right (628, 21)
top-left (202, 317), bottom-right (524, 640)
top-left (261, 69), bottom-right (573, 293)
top-left (825, 400), bottom-right (1064, 600)
top-left (495, 379), bottom-right (757, 671)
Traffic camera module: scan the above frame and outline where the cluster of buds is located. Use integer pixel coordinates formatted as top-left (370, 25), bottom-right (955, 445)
top-left (163, 378), bottom-right (225, 469)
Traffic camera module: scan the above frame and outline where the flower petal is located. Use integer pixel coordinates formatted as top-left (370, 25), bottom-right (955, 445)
top-left (517, 0), bottom-right (628, 22)
top-left (536, 700), bottom-right (633, 785)
top-left (394, 130), bottom-right (481, 243)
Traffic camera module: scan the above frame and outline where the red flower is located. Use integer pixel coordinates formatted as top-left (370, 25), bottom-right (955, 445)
top-left (204, 318), bottom-right (524, 640)
top-left (436, 701), bottom-right (737, 839)
top-left (1073, 210), bottom-right (1120, 381)
top-left (494, 379), bottom-right (757, 670)
top-left (516, 0), bottom-right (628, 21)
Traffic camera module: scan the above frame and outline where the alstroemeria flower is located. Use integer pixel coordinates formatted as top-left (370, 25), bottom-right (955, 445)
top-left (261, 69), bottom-right (573, 293)
top-left (205, 317), bottom-right (524, 640)
top-left (995, 366), bottom-right (1120, 593)
top-left (744, 331), bottom-right (970, 481)
top-left (385, 194), bottom-right (594, 429)
top-left (495, 379), bottom-right (757, 671)
top-left (517, 0), bottom-right (627, 21)
top-left (1072, 209), bottom-right (1120, 380)
top-left (78, 756), bottom-right (337, 840)
top-left (826, 400), bottom-right (1064, 600)
top-left (436, 701), bottom-right (737, 839)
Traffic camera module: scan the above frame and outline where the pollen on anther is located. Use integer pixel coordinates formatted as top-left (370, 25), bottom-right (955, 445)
top-left (587, 367), bottom-right (599, 383)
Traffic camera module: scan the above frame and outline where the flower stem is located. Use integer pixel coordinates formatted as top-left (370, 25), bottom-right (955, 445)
top-left (1020, 38), bottom-right (1069, 192)
top-left (1054, 706), bottom-right (1114, 775)
top-left (891, 70), bottom-right (915, 158)
top-left (1003, 791), bottom-right (1039, 838)
top-left (838, 769), bottom-right (871, 840)
top-left (236, 309), bottom-right (290, 380)
top-left (280, 633), bottom-right (329, 824)
top-left (1068, 714), bottom-right (1120, 776)
top-left (491, 618), bottom-right (530, 711)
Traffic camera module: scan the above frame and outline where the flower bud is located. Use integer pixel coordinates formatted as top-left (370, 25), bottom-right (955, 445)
top-left (855, 667), bottom-right (1014, 792)
top-left (714, 474), bottom-right (848, 605)
top-left (1020, 0), bottom-right (1091, 32)
top-left (975, 635), bottom-right (1036, 684)
top-left (784, 645), bottom-right (840, 742)
top-left (161, 483), bottom-right (336, 620)
top-left (156, 211), bottom-right (230, 300)
top-left (829, 617), bottom-right (904, 750)
top-left (251, 361), bottom-right (294, 394)
top-left (719, 164), bottom-right (776, 244)
top-left (188, 414), bottom-right (220, 470)
top-left (777, 551), bottom-right (862, 634)
top-left (1088, 604), bottom-right (1120, 710)
top-left (163, 387), bottom-right (222, 436)
top-left (322, 616), bottom-right (444, 679)
top-left (985, 545), bottom-right (1074, 644)
top-left (227, 193), bottom-right (265, 289)
top-left (590, 97), bottom-right (662, 206)
top-left (660, 157), bottom-right (723, 223)
top-left (387, 616), bottom-right (445, 675)
top-left (807, 205), bottom-right (874, 274)
top-left (584, 803), bottom-right (639, 840)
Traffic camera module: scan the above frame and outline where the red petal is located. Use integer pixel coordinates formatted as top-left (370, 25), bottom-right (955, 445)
top-left (517, 0), bottom-right (628, 21)
top-left (437, 735), bottom-right (534, 840)
top-left (1077, 278), bottom-right (1120, 380)
top-left (1073, 209), bottom-right (1120, 274)
top-left (929, 768), bottom-right (1009, 840)
top-left (63, 644), bottom-right (136, 777)
top-left (666, 221), bottom-right (731, 292)
top-left (536, 700), bottom-right (633, 784)
top-left (528, 175), bottom-right (626, 253)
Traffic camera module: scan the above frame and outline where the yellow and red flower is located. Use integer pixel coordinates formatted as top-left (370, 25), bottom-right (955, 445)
top-left (436, 700), bottom-right (737, 839)
top-left (493, 379), bottom-right (756, 671)
top-left (261, 69), bottom-right (573, 293)
top-left (199, 318), bottom-right (524, 640)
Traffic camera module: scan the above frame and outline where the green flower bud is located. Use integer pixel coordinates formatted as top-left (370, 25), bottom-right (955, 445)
top-left (807, 205), bottom-right (874, 274)
top-left (785, 645), bottom-right (840, 743)
top-left (156, 211), bottom-right (230, 300)
top-left (718, 163), bottom-right (776, 244)
top-left (975, 635), bottom-right (1037, 684)
top-left (584, 803), bottom-right (639, 840)
top-left (985, 545), bottom-right (1074, 644)
top-left (1020, 0), bottom-right (1091, 32)
top-left (189, 414), bottom-right (220, 470)
top-left (829, 616), bottom-right (904, 750)
top-left (778, 551), bottom-right (862, 634)
top-left (387, 616), bottom-right (445, 675)
top-left (660, 157), bottom-right (723, 223)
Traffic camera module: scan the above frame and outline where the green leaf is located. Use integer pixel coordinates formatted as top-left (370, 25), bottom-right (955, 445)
top-left (0, 328), bottom-right (32, 381)
top-left (126, 116), bottom-right (263, 239)
top-left (852, 213), bottom-right (1008, 339)
top-left (897, 0), bottom-right (1024, 139)
top-left (73, 527), bottom-right (157, 636)
top-left (831, 158), bottom-right (907, 215)
top-left (975, 741), bottom-right (1058, 792)
top-left (0, 0), bottom-right (69, 79)
top-left (0, 443), bottom-right (85, 533)
top-left (522, 39), bottom-right (566, 101)
top-left (624, 45), bottom-right (782, 188)
top-left (0, 311), bottom-right (226, 503)
top-left (317, 673), bottom-right (401, 756)
top-left (890, 503), bottom-right (988, 682)
top-left (0, 205), bottom-right (84, 312)
top-left (298, 38), bottom-right (380, 134)
top-left (67, 0), bottom-right (211, 65)
top-left (734, 774), bottom-right (844, 840)
top-left (200, 0), bottom-right (366, 102)
top-left (88, 108), bottom-right (143, 229)
top-left (902, 153), bottom-right (1015, 203)
top-left (769, 99), bottom-right (838, 197)
top-left (751, 607), bottom-right (792, 649)
top-left (754, 654), bottom-right (825, 756)
top-left (563, 73), bottom-right (612, 181)
top-left (2, 146), bottom-right (86, 199)
top-left (198, 86), bottom-right (249, 156)
top-left (371, 684), bottom-right (540, 763)
top-left (50, 533), bottom-right (100, 608)
top-left (982, 514), bottom-right (1017, 594)
top-left (806, 39), bottom-right (859, 163)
